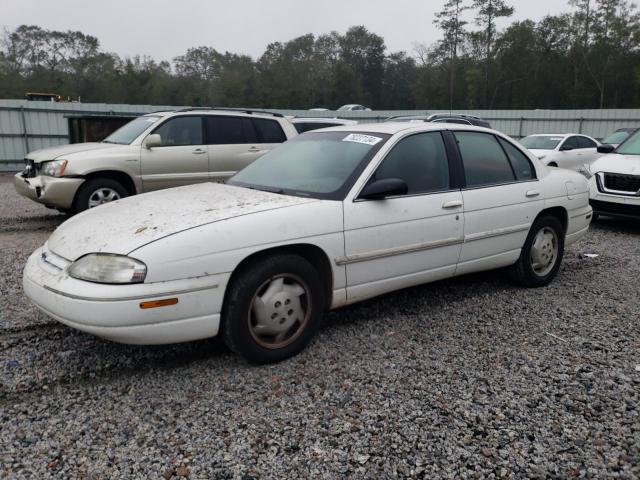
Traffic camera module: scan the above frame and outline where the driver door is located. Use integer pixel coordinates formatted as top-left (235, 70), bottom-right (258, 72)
top-left (342, 131), bottom-right (464, 303)
top-left (140, 116), bottom-right (209, 192)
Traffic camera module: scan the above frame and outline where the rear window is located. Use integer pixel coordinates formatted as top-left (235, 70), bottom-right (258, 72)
top-left (498, 138), bottom-right (535, 180)
top-left (253, 119), bottom-right (286, 143)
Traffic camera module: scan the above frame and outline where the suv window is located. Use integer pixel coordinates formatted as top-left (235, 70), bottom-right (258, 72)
top-left (206, 116), bottom-right (258, 145)
top-left (455, 131), bottom-right (516, 187)
top-left (253, 118), bottom-right (286, 143)
top-left (498, 138), bottom-right (535, 180)
top-left (577, 136), bottom-right (597, 149)
top-left (154, 116), bottom-right (203, 146)
top-left (371, 132), bottom-right (450, 194)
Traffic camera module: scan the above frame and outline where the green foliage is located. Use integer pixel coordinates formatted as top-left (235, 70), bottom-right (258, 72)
top-left (2, 0), bottom-right (640, 110)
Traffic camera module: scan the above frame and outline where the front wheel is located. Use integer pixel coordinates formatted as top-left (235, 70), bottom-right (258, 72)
top-left (508, 215), bottom-right (565, 287)
top-left (222, 254), bottom-right (325, 364)
top-left (73, 177), bottom-right (128, 214)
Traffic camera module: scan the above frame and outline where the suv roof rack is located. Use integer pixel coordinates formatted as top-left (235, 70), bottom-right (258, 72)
top-left (174, 107), bottom-right (284, 118)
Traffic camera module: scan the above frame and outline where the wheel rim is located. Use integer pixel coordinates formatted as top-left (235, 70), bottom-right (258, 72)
top-left (530, 226), bottom-right (559, 277)
top-left (88, 188), bottom-right (121, 208)
top-left (248, 274), bottom-right (311, 349)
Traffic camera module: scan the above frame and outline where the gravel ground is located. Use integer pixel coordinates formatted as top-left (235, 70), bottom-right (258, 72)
top-left (1, 172), bottom-right (639, 479)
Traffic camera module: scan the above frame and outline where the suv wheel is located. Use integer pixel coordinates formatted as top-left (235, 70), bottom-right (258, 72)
top-left (73, 178), bottom-right (128, 214)
top-left (222, 254), bottom-right (325, 364)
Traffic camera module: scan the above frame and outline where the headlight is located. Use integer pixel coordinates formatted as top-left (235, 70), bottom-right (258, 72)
top-left (41, 159), bottom-right (68, 177)
top-left (68, 253), bottom-right (147, 284)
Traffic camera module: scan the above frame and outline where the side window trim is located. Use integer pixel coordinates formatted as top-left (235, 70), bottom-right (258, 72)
top-left (356, 131), bottom-right (456, 201)
top-left (149, 115), bottom-right (204, 147)
top-left (452, 129), bottom-right (537, 189)
top-left (496, 136), bottom-right (538, 181)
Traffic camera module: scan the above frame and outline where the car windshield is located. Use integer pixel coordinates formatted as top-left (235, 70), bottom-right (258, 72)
top-left (602, 130), bottom-right (632, 145)
top-left (520, 135), bottom-right (564, 150)
top-left (614, 130), bottom-right (640, 155)
top-left (229, 131), bottom-right (389, 200)
top-left (102, 116), bottom-right (161, 144)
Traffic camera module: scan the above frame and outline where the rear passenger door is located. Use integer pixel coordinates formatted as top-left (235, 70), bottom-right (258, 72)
top-left (205, 116), bottom-right (287, 182)
top-left (454, 131), bottom-right (542, 275)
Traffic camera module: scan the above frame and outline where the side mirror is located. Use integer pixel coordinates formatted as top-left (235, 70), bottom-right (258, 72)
top-left (359, 178), bottom-right (408, 200)
top-left (560, 144), bottom-right (573, 151)
top-left (144, 134), bottom-right (162, 149)
top-left (597, 144), bottom-right (615, 154)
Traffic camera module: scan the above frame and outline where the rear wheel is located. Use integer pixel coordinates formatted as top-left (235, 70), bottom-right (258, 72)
top-left (508, 215), bottom-right (564, 287)
top-left (222, 254), bottom-right (325, 364)
top-left (73, 177), bottom-right (128, 214)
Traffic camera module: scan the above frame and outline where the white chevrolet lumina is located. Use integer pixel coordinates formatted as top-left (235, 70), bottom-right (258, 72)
top-left (23, 123), bottom-right (593, 363)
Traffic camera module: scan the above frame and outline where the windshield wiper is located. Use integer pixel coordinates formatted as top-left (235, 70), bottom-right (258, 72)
top-left (246, 185), bottom-right (285, 195)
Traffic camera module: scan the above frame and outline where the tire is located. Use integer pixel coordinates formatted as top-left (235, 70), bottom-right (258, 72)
top-left (591, 212), bottom-right (599, 222)
top-left (222, 254), bottom-right (325, 364)
top-left (73, 177), bottom-right (128, 214)
top-left (508, 215), bottom-right (565, 287)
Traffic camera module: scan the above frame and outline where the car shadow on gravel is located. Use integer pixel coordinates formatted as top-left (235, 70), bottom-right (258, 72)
top-left (591, 216), bottom-right (640, 235)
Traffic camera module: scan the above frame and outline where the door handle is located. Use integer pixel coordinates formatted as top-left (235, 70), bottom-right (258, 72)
top-left (192, 148), bottom-right (206, 154)
top-left (526, 189), bottom-right (540, 197)
top-left (442, 200), bottom-right (463, 209)
top-left (248, 146), bottom-right (262, 153)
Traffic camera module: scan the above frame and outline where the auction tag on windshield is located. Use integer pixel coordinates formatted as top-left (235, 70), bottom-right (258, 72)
top-left (342, 134), bottom-right (383, 145)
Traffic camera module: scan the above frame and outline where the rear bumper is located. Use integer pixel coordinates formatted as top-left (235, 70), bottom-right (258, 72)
top-left (14, 173), bottom-right (84, 209)
top-left (23, 247), bottom-right (226, 345)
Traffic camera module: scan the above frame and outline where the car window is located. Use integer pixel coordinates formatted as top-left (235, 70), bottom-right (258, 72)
top-left (563, 136), bottom-right (580, 149)
top-left (498, 138), bottom-right (535, 180)
top-left (602, 131), bottom-right (631, 145)
top-left (294, 122), bottom-right (340, 134)
top-left (253, 119), bottom-right (287, 143)
top-left (455, 131), bottom-right (516, 187)
top-left (577, 136), bottom-right (597, 149)
top-left (206, 116), bottom-right (258, 145)
top-left (371, 132), bottom-right (450, 194)
top-left (153, 116), bottom-right (203, 146)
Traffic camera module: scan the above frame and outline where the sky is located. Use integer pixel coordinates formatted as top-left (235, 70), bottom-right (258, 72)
top-left (2, 0), bottom-right (571, 61)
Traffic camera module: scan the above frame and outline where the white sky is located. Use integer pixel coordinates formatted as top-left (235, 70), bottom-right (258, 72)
top-left (2, 0), bottom-right (572, 60)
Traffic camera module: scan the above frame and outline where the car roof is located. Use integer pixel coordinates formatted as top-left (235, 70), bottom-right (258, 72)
top-left (143, 109), bottom-right (284, 120)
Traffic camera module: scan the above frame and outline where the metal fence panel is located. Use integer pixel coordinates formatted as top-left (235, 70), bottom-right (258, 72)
top-left (3, 99), bottom-right (640, 171)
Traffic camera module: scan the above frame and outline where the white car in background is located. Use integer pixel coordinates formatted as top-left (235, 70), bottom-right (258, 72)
top-left (23, 123), bottom-right (592, 363)
top-left (337, 104), bottom-right (371, 112)
top-left (588, 131), bottom-right (640, 219)
top-left (520, 134), bottom-right (601, 172)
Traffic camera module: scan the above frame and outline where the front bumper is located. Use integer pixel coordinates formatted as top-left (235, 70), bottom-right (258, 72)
top-left (23, 247), bottom-right (227, 345)
top-left (589, 176), bottom-right (640, 218)
top-left (14, 173), bottom-right (84, 209)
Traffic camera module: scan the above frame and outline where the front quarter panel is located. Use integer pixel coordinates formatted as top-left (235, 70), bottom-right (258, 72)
top-left (131, 200), bottom-right (346, 290)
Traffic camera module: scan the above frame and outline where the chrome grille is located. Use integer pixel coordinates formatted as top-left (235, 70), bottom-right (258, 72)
top-left (22, 159), bottom-right (38, 178)
top-left (597, 172), bottom-right (640, 196)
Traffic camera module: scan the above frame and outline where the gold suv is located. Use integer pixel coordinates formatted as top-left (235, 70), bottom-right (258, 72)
top-left (14, 108), bottom-right (298, 214)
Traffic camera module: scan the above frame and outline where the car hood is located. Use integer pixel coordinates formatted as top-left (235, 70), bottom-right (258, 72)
top-left (26, 142), bottom-right (124, 162)
top-left (589, 154), bottom-right (640, 175)
top-left (47, 183), bottom-right (317, 260)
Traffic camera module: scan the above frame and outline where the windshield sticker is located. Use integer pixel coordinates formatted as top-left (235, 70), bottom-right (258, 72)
top-left (342, 134), bottom-right (383, 145)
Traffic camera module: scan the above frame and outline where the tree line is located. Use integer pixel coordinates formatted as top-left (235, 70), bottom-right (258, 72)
top-left (1, 0), bottom-right (639, 110)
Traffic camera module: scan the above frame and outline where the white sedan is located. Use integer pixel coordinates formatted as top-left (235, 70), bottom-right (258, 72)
top-left (520, 134), bottom-right (601, 172)
top-left (23, 124), bottom-right (593, 363)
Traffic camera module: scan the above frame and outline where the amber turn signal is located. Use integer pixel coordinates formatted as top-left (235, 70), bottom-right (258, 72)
top-left (139, 298), bottom-right (178, 309)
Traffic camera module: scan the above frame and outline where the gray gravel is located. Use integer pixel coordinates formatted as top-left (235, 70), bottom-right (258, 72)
top-left (1, 172), bottom-right (639, 479)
